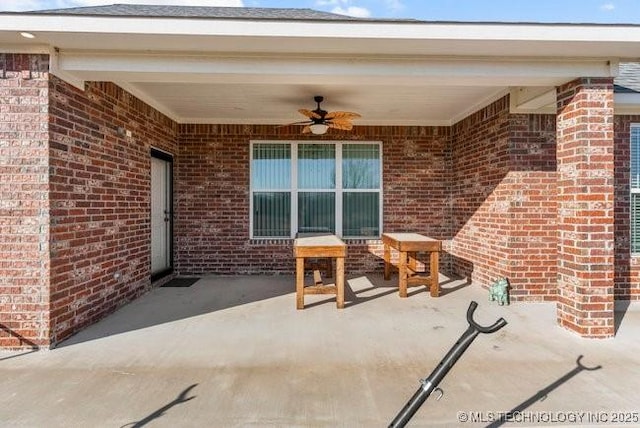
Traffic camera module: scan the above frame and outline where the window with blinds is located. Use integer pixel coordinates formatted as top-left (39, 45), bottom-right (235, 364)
top-left (251, 144), bottom-right (291, 237)
top-left (250, 141), bottom-right (383, 238)
top-left (631, 124), bottom-right (640, 253)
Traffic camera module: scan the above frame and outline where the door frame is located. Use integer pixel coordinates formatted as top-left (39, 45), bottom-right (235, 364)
top-left (150, 147), bottom-right (174, 282)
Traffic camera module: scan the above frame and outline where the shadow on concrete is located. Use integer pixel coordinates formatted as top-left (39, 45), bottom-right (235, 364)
top-left (344, 275), bottom-right (399, 308)
top-left (57, 276), bottom-right (292, 348)
top-left (0, 323), bottom-right (39, 360)
top-left (300, 274), bottom-right (398, 309)
top-left (121, 383), bottom-right (197, 428)
top-left (485, 355), bottom-right (602, 428)
top-left (300, 270), bottom-right (471, 309)
top-left (438, 277), bottom-right (472, 296)
top-left (615, 300), bottom-right (631, 334)
top-left (302, 272), bottom-right (472, 309)
top-left (56, 268), bottom-right (473, 348)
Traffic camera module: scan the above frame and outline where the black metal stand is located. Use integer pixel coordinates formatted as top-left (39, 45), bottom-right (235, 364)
top-left (389, 301), bottom-right (507, 428)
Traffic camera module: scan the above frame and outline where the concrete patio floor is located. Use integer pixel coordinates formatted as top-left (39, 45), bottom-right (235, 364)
top-left (1, 274), bottom-right (639, 427)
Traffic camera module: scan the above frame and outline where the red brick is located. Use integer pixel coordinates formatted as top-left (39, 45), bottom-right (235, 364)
top-left (45, 77), bottom-right (177, 346)
top-left (556, 78), bottom-right (615, 338)
top-left (0, 54), bottom-right (50, 349)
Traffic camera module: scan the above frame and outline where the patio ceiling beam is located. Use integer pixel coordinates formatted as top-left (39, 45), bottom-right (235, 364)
top-left (509, 86), bottom-right (557, 114)
top-left (58, 52), bottom-right (616, 88)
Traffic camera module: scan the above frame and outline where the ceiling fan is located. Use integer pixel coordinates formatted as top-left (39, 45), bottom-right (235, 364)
top-left (281, 96), bottom-right (361, 135)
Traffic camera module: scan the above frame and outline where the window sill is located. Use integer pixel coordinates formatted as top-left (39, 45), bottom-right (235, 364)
top-left (249, 237), bottom-right (382, 245)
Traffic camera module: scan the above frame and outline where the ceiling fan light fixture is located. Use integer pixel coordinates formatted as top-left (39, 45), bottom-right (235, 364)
top-left (279, 96), bottom-right (359, 135)
top-left (309, 123), bottom-right (329, 135)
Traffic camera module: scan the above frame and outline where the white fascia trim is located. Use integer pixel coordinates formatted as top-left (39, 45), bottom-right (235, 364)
top-left (615, 93), bottom-right (640, 115)
top-left (4, 15), bottom-right (640, 42)
top-left (49, 47), bottom-right (85, 90)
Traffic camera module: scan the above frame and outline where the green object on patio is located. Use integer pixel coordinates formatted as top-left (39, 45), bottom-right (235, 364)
top-left (489, 277), bottom-right (509, 305)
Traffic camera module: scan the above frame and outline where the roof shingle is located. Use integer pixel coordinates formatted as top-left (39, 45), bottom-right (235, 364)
top-left (24, 3), bottom-right (415, 22)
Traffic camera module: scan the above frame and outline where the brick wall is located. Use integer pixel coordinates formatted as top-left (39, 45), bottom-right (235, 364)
top-left (507, 114), bottom-right (558, 300)
top-left (0, 54), bottom-right (50, 349)
top-left (48, 78), bottom-right (177, 345)
top-left (175, 125), bottom-right (451, 275)
top-left (614, 115), bottom-right (640, 301)
top-left (448, 97), bottom-right (558, 300)
top-left (556, 78), bottom-right (615, 338)
top-left (176, 102), bottom-right (560, 302)
top-left (450, 98), bottom-right (513, 286)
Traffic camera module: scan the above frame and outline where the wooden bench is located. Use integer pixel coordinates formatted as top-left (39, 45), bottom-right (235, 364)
top-left (382, 232), bottom-right (442, 298)
top-left (293, 234), bottom-right (346, 309)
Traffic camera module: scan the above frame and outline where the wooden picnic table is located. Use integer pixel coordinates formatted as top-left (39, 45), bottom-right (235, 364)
top-left (293, 234), bottom-right (346, 309)
top-left (382, 232), bottom-right (442, 298)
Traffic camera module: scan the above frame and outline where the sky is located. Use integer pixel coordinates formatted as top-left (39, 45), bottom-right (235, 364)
top-left (1, 0), bottom-right (640, 24)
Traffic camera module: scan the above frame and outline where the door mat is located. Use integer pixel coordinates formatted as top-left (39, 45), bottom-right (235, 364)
top-left (160, 277), bottom-right (201, 288)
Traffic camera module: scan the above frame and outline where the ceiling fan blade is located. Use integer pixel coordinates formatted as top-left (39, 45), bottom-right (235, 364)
top-left (325, 111), bottom-right (361, 120)
top-left (327, 118), bottom-right (354, 126)
top-left (327, 118), bottom-right (353, 124)
top-left (302, 125), bottom-right (312, 134)
top-left (298, 109), bottom-right (322, 119)
top-left (276, 120), bottom-right (313, 128)
top-left (327, 121), bottom-right (353, 131)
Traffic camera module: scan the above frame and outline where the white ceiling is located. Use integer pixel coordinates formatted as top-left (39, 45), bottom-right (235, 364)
top-left (2, 15), bottom-right (639, 125)
top-left (125, 82), bottom-right (505, 126)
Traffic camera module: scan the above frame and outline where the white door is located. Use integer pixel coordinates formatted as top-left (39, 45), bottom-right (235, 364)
top-left (151, 155), bottom-right (172, 276)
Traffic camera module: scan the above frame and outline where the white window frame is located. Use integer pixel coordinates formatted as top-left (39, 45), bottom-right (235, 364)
top-left (250, 140), bottom-right (383, 239)
top-left (631, 123), bottom-right (640, 255)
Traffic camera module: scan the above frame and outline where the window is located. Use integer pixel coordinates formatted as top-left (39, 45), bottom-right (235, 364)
top-left (631, 124), bottom-right (640, 253)
top-left (251, 141), bottom-right (382, 239)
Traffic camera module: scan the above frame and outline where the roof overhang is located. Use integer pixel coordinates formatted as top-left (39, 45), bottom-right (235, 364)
top-left (1, 13), bottom-right (639, 125)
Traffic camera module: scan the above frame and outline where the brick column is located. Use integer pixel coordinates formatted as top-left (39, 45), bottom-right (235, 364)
top-left (0, 54), bottom-right (50, 348)
top-left (556, 78), bottom-right (615, 338)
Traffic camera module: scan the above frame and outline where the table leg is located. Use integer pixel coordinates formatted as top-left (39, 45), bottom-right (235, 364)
top-left (408, 252), bottom-right (417, 272)
top-left (430, 251), bottom-right (439, 297)
top-left (296, 257), bottom-right (305, 309)
top-left (383, 243), bottom-right (391, 280)
top-left (399, 250), bottom-right (408, 298)
top-left (336, 256), bottom-right (345, 309)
